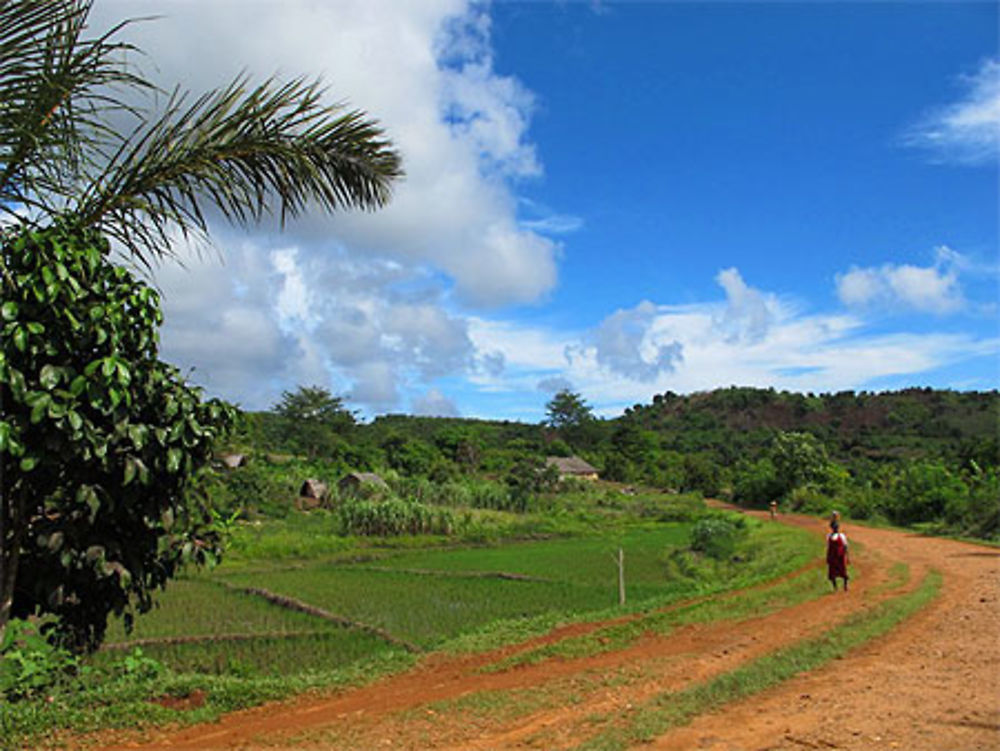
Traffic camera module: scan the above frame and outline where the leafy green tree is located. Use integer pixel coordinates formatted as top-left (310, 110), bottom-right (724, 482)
top-left (544, 389), bottom-right (605, 449)
top-left (0, 225), bottom-right (235, 650)
top-left (544, 389), bottom-right (593, 431)
top-left (0, 0), bottom-right (401, 648)
top-left (381, 434), bottom-right (436, 477)
top-left (272, 385), bottom-right (355, 458)
top-left (505, 456), bottom-right (559, 512)
top-left (680, 453), bottom-right (722, 497)
top-left (770, 431), bottom-right (830, 496)
top-left (731, 458), bottom-right (785, 507)
top-left (887, 461), bottom-right (968, 527)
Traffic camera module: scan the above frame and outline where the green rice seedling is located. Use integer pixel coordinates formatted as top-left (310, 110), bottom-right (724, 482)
top-left (101, 579), bottom-right (345, 644)
top-left (220, 566), bottom-right (604, 648)
top-left (90, 630), bottom-right (396, 677)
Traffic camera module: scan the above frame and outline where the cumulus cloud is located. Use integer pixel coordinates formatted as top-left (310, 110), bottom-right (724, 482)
top-left (85, 1), bottom-right (570, 411)
top-left (714, 268), bottom-right (775, 342)
top-left (468, 265), bottom-right (997, 419)
top-left (587, 301), bottom-right (684, 381)
top-left (412, 389), bottom-right (461, 417)
top-left (537, 376), bottom-right (574, 394)
top-left (836, 247), bottom-right (966, 314)
top-left (903, 57), bottom-right (1000, 166)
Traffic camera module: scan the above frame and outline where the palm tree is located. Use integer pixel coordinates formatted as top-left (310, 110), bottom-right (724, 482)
top-left (0, 0), bottom-right (402, 267)
top-left (0, 0), bottom-right (401, 645)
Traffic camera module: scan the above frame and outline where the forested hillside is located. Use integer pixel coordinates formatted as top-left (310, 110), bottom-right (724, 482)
top-left (220, 386), bottom-right (998, 541)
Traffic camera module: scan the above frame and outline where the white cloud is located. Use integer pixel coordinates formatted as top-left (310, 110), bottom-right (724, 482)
top-left (835, 249), bottom-right (966, 314)
top-left (714, 268), bottom-right (775, 342)
top-left (465, 267), bottom-right (997, 419)
top-left (85, 0), bottom-right (570, 411)
top-left (903, 57), bottom-right (1000, 166)
top-left (412, 389), bottom-right (460, 417)
top-left (585, 300), bottom-right (684, 382)
top-left (537, 376), bottom-right (574, 394)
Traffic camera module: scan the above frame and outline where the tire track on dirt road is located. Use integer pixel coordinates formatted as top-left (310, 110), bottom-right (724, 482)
top-left (95, 514), bottom-right (997, 750)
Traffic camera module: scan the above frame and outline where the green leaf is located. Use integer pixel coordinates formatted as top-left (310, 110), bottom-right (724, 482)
top-left (123, 457), bottom-right (137, 486)
top-left (67, 410), bottom-right (83, 432)
top-left (39, 364), bottom-right (60, 389)
top-left (166, 448), bottom-right (182, 473)
top-left (70, 375), bottom-right (87, 396)
top-left (0, 301), bottom-right (17, 321)
top-left (127, 424), bottom-right (146, 449)
top-left (30, 396), bottom-right (50, 424)
top-left (116, 361), bottom-right (131, 386)
top-left (12, 326), bottom-right (27, 352)
top-left (20, 456), bottom-right (38, 471)
top-left (77, 486), bottom-right (100, 523)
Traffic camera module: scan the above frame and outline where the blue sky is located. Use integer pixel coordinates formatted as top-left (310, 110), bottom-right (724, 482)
top-left (93, 1), bottom-right (998, 421)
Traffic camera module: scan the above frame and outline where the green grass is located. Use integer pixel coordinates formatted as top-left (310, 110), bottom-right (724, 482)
top-left (219, 566), bottom-right (605, 648)
top-left (1, 649), bottom-right (417, 751)
top-left (1, 506), bottom-right (817, 749)
top-left (101, 579), bottom-right (347, 643)
top-left (481, 523), bottom-right (820, 670)
top-left (366, 525), bottom-right (693, 594)
top-left (576, 569), bottom-right (943, 750)
top-left (92, 630), bottom-right (397, 677)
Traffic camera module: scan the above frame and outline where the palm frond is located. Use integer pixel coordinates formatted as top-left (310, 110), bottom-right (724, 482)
top-left (1, 1), bottom-right (402, 266)
top-left (0, 0), bottom-right (151, 222)
top-left (71, 75), bottom-right (403, 264)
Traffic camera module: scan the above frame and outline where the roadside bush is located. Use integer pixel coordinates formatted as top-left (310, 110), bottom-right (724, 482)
top-left (886, 461), bottom-right (967, 526)
top-left (786, 485), bottom-right (835, 516)
top-left (689, 514), bottom-right (747, 560)
top-left (220, 462), bottom-right (292, 518)
top-left (0, 620), bottom-right (83, 701)
top-left (731, 458), bottom-right (784, 507)
top-left (839, 485), bottom-right (882, 521)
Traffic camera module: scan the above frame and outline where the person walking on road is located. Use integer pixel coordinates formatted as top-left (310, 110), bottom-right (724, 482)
top-left (826, 520), bottom-right (850, 591)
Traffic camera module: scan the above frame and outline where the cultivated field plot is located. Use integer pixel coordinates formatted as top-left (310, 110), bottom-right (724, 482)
top-left (95, 579), bottom-right (396, 677)
top-left (101, 580), bottom-right (344, 642)
top-left (100, 514), bottom-right (999, 751)
top-left (217, 525), bottom-right (696, 649)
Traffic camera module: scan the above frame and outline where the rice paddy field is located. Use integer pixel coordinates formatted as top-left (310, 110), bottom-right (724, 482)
top-left (89, 518), bottom-right (813, 678)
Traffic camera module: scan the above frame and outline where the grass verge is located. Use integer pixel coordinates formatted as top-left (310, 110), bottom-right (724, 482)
top-left (575, 568), bottom-right (942, 751)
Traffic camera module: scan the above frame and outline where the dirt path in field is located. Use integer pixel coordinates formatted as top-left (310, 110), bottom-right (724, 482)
top-left (98, 513), bottom-right (1000, 751)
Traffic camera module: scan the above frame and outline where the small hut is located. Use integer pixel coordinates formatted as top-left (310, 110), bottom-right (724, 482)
top-left (298, 478), bottom-right (329, 503)
top-left (217, 452), bottom-right (247, 469)
top-left (338, 471), bottom-right (388, 497)
top-left (545, 456), bottom-right (599, 481)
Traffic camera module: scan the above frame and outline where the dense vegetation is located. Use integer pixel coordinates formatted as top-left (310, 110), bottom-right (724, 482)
top-left (221, 385), bottom-right (998, 541)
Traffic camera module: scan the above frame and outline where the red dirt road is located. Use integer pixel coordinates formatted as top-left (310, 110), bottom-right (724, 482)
top-left (99, 515), bottom-right (1000, 751)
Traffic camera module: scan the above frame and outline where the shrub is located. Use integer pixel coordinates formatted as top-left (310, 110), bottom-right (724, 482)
top-left (689, 515), bottom-right (747, 560)
top-left (0, 620), bottom-right (82, 701)
top-left (786, 485), bottom-right (835, 516)
top-left (731, 458), bottom-right (784, 508)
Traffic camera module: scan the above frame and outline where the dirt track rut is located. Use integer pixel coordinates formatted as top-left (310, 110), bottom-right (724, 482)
top-left (100, 514), bottom-right (1000, 751)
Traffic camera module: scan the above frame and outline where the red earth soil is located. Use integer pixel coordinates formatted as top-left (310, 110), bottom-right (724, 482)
top-left (94, 512), bottom-right (999, 751)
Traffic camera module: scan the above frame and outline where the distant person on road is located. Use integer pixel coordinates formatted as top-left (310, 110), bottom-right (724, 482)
top-left (826, 521), bottom-right (849, 592)
top-left (769, 500), bottom-right (778, 520)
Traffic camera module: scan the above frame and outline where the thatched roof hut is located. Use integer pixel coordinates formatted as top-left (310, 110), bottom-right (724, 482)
top-left (545, 456), bottom-right (599, 480)
top-left (338, 472), bottom-right (388, 496)
top-left (299, 478), bottom-right (329, 500)
top-left (217, 453), bottom-right (247, 469)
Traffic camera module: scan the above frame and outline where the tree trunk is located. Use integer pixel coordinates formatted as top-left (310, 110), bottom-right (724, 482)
top-left (0, 489), bottom-right (26, 641)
